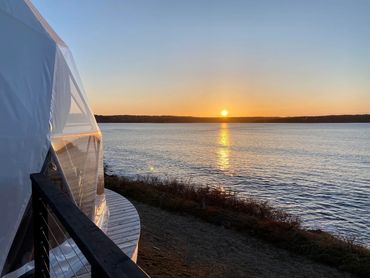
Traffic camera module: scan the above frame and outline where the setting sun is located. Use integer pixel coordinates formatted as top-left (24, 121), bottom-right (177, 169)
top-left (221, 109), bottom-right (229, 117)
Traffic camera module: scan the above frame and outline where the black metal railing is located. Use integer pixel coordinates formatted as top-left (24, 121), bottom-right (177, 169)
top-left (31, 173), bottom-right (149, 278)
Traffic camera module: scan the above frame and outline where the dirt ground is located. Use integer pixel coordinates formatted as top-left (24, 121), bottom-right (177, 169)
top-left (134, 201), bottom-right (352, 278)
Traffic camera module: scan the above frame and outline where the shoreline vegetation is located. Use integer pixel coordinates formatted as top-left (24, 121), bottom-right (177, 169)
top-left (105, 174), bottom-right (370, 277)
top-left (96, 114), bottom-right (370, 123)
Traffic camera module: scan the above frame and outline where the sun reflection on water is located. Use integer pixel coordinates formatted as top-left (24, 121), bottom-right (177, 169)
top-left (217, 123), bottom-right (230, 171)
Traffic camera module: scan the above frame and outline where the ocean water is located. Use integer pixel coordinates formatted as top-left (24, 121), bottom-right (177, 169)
top-left (100, 123), bottom-right (370, 245)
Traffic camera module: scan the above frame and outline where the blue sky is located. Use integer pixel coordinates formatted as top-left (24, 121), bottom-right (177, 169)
top-left (33, 0), bottom-right (370, 116)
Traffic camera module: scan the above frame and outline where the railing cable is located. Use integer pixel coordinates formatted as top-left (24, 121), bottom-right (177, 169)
top-left (40, 228), bottom-right (67, 278)
top-left (43, 203), bottom-right (90, 274)
top-left (40, 243), bottom-right (54, 278)
top-left (40, 213), bottom-right (79, 277)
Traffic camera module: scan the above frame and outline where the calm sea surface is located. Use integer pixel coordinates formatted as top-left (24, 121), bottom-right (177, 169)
top-left (100, 123), bottom-right (370, 245)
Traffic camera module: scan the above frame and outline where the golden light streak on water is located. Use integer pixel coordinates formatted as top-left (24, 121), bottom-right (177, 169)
top-left (217, 123), bottom-right (230, 171)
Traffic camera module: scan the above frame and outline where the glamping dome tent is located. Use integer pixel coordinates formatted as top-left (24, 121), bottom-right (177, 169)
top-left (0, 0), bottom-right (107, 276)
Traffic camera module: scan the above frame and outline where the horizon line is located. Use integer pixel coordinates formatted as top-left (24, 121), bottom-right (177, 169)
top-left (95, 113), bottom-right (370, 118)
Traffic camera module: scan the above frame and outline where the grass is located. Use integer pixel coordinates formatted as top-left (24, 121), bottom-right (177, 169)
top-left (105, 174), bottom-right (370, 277)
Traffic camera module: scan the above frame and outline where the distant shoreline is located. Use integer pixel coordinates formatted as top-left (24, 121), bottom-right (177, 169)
top-left (95, 114), bottom-right (370, 123)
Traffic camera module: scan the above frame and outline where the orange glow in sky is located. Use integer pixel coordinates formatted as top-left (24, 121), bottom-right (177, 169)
top-left (34, 1), bottom-right (370, 117)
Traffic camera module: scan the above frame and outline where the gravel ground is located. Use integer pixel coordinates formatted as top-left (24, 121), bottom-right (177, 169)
top-left (133, 201), bottom-right (352, 278)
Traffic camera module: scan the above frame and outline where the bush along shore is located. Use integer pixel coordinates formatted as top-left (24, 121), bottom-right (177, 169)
top-left (105, 174), bottom-right (370, 277)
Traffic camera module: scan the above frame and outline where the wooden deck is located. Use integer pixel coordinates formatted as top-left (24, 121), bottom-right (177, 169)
top-left (105, 189), bottom-right (140, 262)
top-left (76, 189), bottom-right (141, 277)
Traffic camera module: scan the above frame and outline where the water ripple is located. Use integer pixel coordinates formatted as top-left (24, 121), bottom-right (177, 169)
top-left (101, 123), bottom-right (370, 246)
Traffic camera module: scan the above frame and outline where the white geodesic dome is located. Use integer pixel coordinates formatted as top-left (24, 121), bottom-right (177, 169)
top-left (0, 0), bottom-right (107, 275)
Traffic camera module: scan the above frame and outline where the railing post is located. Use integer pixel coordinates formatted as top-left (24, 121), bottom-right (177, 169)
top-left (32, 180), bottom-right (50, 278)
top-left (91, 266), bottom-right (104, 278)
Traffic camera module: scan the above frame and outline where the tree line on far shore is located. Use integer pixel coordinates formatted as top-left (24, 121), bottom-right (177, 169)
top-left (95, 114), bottom-right (370, 123)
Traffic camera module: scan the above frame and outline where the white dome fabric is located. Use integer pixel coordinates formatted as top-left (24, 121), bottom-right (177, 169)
top-left (0, 0), bottom-right (107, 275)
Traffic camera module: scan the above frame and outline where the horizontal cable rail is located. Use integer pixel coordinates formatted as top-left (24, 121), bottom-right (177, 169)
top-left (31, 173), bottom-right (149, 278)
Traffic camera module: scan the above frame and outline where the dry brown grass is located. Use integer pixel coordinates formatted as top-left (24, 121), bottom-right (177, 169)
top-left (105, 174), bottom-right (370, 277)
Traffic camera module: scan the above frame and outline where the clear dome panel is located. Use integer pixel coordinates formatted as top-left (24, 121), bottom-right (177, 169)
top-left (50, 47), bottom-right (106, 222)
top-left (51, 134), bottom-right (102, 219)
top-left (51, 48), bottom-right (98, 136)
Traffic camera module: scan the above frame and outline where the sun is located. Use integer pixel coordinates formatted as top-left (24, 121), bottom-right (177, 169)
top-left (220, 109), bottom-right (229, 117)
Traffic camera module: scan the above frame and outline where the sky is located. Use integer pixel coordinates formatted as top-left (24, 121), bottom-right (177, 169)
top-left (33, 0), bottom-right (370, 117)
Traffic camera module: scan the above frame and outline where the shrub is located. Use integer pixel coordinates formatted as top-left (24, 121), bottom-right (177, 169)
top-left (105, 174), bottom-right (370, 277)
